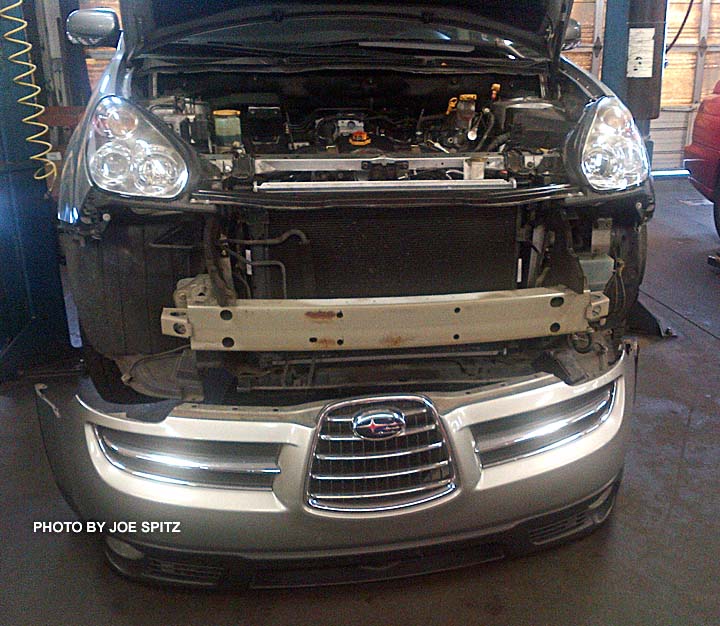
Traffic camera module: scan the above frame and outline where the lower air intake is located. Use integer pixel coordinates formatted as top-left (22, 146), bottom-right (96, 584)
top-left (145, 557), bottom-right (225, 586)
top-left (306, 395), bottom-right (456, 512)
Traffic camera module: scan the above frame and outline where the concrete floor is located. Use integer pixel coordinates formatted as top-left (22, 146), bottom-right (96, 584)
top-left (1, 179), bottom-right (718, 625)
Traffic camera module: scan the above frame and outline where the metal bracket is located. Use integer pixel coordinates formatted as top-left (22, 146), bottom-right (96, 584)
top-left (591, 218), bottom-right (613, 255)
top-left (593, 36), bottom-right (604, 58)
top-left (628, 298), bottom-right (675, 338)
top-left (586, 293), bottom-right (611, 322)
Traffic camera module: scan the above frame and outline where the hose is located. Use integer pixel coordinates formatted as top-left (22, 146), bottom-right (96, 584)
top-left (473, 110), bottom-right (495, 152)
top-left (486, 132), bottom-right (511, 152)
top-left (0, 0), bottom-right (57, 184)
top-left (203, 217), bottom-right (237, 306)
top-left (666, 0), bottom-right (694, 53)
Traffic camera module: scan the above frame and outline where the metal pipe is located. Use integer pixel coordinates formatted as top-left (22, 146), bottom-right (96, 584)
top-left (226, 228), bottom-right (309, 246)
top-left (227, 249), bottom-right (288, 299)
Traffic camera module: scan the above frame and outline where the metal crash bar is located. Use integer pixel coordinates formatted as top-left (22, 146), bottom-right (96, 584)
top-left (161, 288), bottom-right (610, 352)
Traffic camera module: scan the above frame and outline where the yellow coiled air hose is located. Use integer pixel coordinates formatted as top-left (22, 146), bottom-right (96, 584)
top-left (1, 0), bottom-right (57, 185)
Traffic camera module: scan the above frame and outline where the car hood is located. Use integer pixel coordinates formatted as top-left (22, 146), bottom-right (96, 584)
top-left (120, 0), bottom-right (573, 62)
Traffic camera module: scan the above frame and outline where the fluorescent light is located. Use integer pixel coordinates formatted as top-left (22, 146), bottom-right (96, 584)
top-left (651, 169), bottom-right (689, 178)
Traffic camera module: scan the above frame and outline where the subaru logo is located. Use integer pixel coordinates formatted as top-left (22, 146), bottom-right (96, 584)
top-left (352, 408), bottom-right (406, 440)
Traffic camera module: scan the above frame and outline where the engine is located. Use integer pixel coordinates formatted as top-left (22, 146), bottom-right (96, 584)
top-left (145, 75), bottom-right (571, 191)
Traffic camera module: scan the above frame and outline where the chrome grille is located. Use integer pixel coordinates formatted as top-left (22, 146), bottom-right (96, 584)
top-left (306, 396), bottom-right (456, 512)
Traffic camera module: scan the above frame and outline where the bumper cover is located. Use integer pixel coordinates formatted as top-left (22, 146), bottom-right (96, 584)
top-left (36, 343), bottom-right (636, 585)
top-left (105, 477), bottom-right (621, 588)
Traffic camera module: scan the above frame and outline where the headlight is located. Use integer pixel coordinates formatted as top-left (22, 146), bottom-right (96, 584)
top-left (87, 96), bottom-right (188, 198)
top-left (577, 96), bottom-right (649, 191)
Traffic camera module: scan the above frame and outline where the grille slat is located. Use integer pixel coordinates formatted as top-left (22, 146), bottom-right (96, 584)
top-left (325, 407), bottom-right (428, 423)
top-left (319, 423), bottom-right (437, 442)
top-left (311, 460), bottom-right (450, 481)
top-left (309, 478), bottom-right (455, 501)
top-left (145, 558), bottom-right (224, 585)
top-left (307, 396), bottom-right (456, 512)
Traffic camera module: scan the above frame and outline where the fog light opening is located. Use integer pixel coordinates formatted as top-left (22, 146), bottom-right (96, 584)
top-left (588, 484), bottom-right (616, 524)
top-left (105, 535), bottom-right (145, 561)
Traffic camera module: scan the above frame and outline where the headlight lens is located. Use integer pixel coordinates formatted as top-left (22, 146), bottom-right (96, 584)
top-left (580, 96), bottom-right (649, 191)
top-left (87, 97), bottom-right (188, 198)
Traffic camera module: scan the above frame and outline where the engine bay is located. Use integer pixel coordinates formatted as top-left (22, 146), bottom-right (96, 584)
top-left (59, 65), bottom-right (656, 403)
top-left (142, 71), bottom-right (573, 192)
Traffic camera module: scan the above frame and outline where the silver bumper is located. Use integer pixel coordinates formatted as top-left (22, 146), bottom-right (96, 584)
top-left (36, 344), bottom-right (636, 559)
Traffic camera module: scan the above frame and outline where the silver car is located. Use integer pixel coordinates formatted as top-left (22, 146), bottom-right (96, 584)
top-left (38, 0), bottom-right (652, 587)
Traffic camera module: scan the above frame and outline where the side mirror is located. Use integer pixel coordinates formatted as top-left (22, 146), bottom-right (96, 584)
top-left (562, 19), bottom-right (582, 51)
top-left (66, 9), bottom-right (120, 47)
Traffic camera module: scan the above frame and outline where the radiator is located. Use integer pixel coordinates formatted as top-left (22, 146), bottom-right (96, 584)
top-left (255, 205), bottom-right (518, 299)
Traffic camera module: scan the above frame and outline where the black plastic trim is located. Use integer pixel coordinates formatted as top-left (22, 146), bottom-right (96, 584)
top-left (104, 474), bottom-right (622, 589)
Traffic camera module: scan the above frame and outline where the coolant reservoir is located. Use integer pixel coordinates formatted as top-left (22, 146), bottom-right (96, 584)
top-left (213, 109), bottom-right (242, 147)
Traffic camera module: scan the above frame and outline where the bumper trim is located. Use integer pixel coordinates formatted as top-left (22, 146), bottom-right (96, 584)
top-left (104, 474), bottom-right (622, 589)
top-left (94, 425), bottom-right (281, 490)
top-left (473, 381), bottom-right (617, 467)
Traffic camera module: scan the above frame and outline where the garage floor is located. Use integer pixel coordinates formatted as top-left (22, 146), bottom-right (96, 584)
top-left (1, 179), bottom-right (718, 625)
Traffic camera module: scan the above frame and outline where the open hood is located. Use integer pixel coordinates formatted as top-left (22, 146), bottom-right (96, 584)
top-left (120, 1), bottom-right (573, 62)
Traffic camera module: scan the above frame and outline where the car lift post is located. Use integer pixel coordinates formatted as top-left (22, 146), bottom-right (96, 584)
top-left (602, 0), bottom-right (674, 337)
top-left (0, 2), bottom-right (70, 381)
top-left (602, 0), bottom-right (669, 159)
